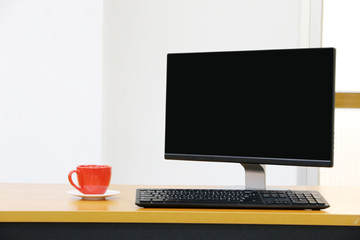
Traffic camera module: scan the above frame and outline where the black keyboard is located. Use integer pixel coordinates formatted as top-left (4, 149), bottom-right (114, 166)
top-left (136, 189), bottom-right (330, 210)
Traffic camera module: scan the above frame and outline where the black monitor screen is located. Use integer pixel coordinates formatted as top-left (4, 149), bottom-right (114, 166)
top-left (165, 48), bottom-right (335, 167)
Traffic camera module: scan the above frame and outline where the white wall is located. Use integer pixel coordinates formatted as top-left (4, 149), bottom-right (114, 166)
top-left (0, 0), bottom-right (103, 183)
top-left (0, 0), bottom-right (324, 186)
top-left (103, 0), bottom-right (305, 186)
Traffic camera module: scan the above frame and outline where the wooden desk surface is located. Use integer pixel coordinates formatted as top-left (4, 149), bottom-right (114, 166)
top-left (1, 183), bottom-right (360, 226)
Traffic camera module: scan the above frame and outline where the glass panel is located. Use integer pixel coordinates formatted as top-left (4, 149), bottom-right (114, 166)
top-left (322, 0), bottom-right (360, 92)
top-left (321, 1), bottom-right (360, 186)
top-left (320, 109), bottom-right (360, 186)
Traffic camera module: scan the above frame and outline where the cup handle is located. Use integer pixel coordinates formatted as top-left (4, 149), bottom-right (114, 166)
top-left (68, 170), bottom-right (82, 192)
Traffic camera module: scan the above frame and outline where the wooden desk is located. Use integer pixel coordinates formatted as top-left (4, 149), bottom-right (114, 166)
top-left (1, 183), bottom-right (360, 240)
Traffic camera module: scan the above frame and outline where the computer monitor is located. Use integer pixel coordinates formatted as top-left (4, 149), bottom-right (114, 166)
top-left (165, 48), bottom-right (336, 189)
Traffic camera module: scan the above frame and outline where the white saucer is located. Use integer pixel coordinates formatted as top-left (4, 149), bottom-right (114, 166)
top-left (67, 190), bottom-right (120, 200)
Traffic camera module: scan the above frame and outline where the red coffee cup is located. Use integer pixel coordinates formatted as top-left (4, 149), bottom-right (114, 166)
top-left (68, 165), bottom-right (112, 194)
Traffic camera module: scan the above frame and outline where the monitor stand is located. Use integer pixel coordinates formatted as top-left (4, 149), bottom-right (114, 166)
top-left (241, 163), bottom-right (266, 190)
top-left (220, 163), bottom-right (286, 190)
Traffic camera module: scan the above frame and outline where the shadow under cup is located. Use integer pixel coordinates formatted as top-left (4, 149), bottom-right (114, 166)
top-left (68, 165), bottom-right (112, 194)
